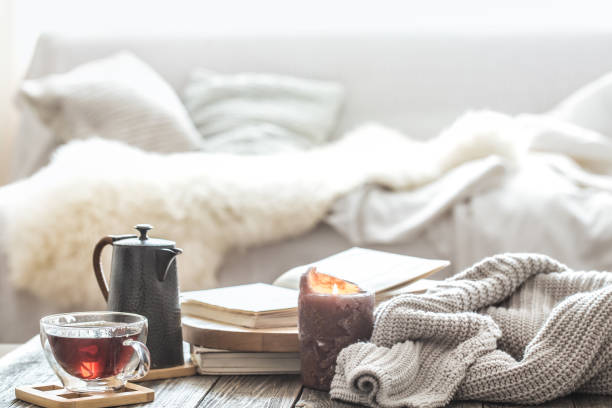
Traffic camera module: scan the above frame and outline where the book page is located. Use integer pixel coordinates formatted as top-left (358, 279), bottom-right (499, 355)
top-left (274, 247), bottom-right (449, 293)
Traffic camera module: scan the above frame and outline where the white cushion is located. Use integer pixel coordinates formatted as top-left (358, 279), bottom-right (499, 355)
top-left (19, 52), bottom-right (202, 153)
top-left (552, 71), bottom-right (612, 138)
top-left (182, 69), bottom-right (344, 153)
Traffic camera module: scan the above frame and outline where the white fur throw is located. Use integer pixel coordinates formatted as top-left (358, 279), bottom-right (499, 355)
top-left (1, 113), bottom-right (519, 308)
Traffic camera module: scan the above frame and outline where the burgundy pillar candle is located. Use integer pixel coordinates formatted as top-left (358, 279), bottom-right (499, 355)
top-left (298, 267), bottom-right (374, 391)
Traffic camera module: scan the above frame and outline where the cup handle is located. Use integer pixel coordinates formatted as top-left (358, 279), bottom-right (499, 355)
top-left (120, 339), bottom-right (151, 381)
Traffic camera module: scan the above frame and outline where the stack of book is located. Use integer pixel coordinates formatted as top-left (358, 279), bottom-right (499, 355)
top-left (182, 283), bottom-right (301, 375)
top-left (180, 247), bottom-right (449, 375)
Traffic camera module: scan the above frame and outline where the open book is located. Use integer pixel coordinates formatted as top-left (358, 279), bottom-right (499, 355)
top-left (273, 247), bottom-right (449, 294)
top-left (181, 247), bottom-right (449, 329)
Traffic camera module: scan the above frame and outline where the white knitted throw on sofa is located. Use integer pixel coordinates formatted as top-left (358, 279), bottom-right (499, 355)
top-left (331, 254), bottom-right (612, 407)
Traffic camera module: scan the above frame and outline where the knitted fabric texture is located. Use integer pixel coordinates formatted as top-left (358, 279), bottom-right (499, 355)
top-left (330, 253), bottom-right (612, 407)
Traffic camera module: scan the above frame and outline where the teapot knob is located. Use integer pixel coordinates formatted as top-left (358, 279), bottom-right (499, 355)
top-left (134, 224), bottom-right (153, 240)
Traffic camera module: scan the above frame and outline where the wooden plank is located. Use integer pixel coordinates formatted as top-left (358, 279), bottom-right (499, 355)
top-left (0, 344), bottom-right (20, 359)
top-left (447, 402), bottom-right (483, 408)
top-left (294, 389), bottom-right (485, 408)
top-left (294, 390), bottom-right (486, 408)
top-left (572, 393), bottom-right (612, 408)
top-left (132, 375), bottom-right (219, 408)
top-left (197, 375), bottom-right (302, 407)
top-left (294, 391), bottom-right (612, 408)
top-left (483, 396), bottom-right (574, 408)
top-left (1, 337), bottom-right (57, 407)
top-left (294, 387), bottom-right (360, 407)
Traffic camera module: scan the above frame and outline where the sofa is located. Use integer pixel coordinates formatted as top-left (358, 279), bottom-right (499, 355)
top-left (3, 29), bottom-right (612, 343)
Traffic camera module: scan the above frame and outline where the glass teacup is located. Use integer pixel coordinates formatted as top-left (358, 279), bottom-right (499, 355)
top-left (40, 312), bottom-right (151, 393)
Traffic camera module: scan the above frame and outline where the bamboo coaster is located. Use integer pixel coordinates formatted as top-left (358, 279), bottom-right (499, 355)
top-left (133, 362), bottom-right (197, 382)
top-left (15, 383), bottom-right (154, 408)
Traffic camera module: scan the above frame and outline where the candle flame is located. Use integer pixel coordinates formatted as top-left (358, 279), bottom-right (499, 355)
top-left (306, 267), bottom-right (361, 294)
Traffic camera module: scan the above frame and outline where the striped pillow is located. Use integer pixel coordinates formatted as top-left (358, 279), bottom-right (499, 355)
top-left (20, 52), bottom-right (202, 153)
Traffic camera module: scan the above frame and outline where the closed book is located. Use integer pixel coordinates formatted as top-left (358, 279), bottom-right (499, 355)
top-left (190, 345), bottom-right (300, 375)
top-left (181, 315), bottom-right (299, 353)
top-left (181, 283), bottom-right (298, 329)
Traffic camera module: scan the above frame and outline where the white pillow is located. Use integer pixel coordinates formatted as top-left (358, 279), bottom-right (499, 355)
top-left (552, 71), bottom-right (612, 138)
top-left (182, 69), bottom-right (344, 154)
top-left (19, 52), bottom-right (202, 153)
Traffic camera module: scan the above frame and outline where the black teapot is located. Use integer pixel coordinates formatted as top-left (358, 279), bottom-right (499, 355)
top-left (93, 224), bottom-right (184, 369)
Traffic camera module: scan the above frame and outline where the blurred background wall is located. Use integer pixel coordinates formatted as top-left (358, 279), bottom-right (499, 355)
top-left (1, 0), bottom-right (612, 185)
top-left (0, 0), bottom-right (14, 185)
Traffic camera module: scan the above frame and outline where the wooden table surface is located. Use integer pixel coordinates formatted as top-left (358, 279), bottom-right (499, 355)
top-left (1, 338), bottom-right (610, 408)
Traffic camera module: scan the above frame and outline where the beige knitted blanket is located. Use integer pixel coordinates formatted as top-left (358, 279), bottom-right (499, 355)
top-left (330, 254), bottom-right (612, 407)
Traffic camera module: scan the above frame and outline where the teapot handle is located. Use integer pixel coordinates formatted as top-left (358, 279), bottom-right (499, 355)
top-left (93, 235), bottom-right (137, 302)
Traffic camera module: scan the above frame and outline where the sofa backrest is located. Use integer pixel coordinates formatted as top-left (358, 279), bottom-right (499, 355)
top-left (28, 30), bottom-right (612, 138)
top-left (26, 31), bottom-right (612, 138)
top-left (13, 30), bottom-right (612, 180)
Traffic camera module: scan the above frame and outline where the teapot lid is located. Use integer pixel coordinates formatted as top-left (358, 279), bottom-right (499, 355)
top-left (113, 224), bottom-right (176, 247)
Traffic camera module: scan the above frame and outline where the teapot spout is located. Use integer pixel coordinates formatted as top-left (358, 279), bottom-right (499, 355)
top-left (156, 247), bottom-right (183, 281)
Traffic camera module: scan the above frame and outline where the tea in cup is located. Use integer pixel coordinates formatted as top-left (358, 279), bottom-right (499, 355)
top-left (40, 312), bottom-right (151, 393)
